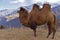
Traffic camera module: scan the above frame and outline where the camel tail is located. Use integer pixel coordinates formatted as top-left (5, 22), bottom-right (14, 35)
top-left (53, 15), bottom-right (56, 24)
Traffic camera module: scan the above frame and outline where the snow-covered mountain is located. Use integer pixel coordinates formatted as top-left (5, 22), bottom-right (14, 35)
top-left (0, 9), bottom-right (19, 17)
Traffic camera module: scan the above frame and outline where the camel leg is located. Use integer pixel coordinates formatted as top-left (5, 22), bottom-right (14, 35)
top-left (51, 24), bottom-right (56, 39)
top-left (47, 24), bottom-right (52, 38)
top-left (33, 28), bottom-right (36, 37)
top-left (30, 23), bottom-right (37, 37)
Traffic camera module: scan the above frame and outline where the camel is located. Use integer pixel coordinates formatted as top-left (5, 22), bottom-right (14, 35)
top-left (18, 3), bottom-right (56, 39)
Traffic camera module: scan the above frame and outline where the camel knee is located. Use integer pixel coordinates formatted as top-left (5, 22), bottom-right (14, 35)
top-left (47, 30), bottom-right (52, 38)
top-left (51, 27), bottom-right (56, 39)
top-left (53, 29), bottom-right (56, 34)
top-left (53, 28), bottom-right (56, 36)
top-left (52, 26), bottom-right (56, 33)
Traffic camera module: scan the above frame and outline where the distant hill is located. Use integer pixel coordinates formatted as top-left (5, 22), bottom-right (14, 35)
top-left (52, 5), bottom-right (60, 19)
top-left (0, 9), bottom-right (19, 17)
top-left (4, 17), bottom-right (22, 28)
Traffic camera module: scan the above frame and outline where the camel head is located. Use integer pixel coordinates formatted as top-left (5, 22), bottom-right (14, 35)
top-left (43, 3), bottom-right (51, 11)
top-left (18, 7), bottom-right (29, 26)
top-left (18, 7), bottom-right (27, 13)
top-left (18, 7), bottom-right (28, 18)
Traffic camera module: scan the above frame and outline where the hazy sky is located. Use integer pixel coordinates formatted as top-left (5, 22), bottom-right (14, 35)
top-left (0, 0), bottom-right (60, 10)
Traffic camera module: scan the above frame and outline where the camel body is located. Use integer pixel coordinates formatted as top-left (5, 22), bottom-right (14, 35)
top-left (18, 3), bottom-right (56, 39)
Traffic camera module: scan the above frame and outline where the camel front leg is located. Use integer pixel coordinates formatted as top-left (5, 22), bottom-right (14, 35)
top-left (30, 22), bottom-right (37, 37)
top-left (30, 26), bottom-right (37, 37)
top-left (33, 28), bottom-right (36, 37)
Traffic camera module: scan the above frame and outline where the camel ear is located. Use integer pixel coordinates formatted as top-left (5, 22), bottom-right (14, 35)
top-left (20, 7), bottom-right (25, 11)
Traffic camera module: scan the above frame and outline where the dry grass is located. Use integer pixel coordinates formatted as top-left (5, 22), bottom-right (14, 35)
top-left (0, 27), bottom-right (60, 40)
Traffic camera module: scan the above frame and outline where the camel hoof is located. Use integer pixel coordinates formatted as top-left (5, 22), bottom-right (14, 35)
top-left (46, 36), bottom-right (48, 38)
top-left (34, 35), bottom-right (37, 37)
top-left (46, 35), bottom-right (49, 38)
top-left (51, 37), bottom-right (54, 39)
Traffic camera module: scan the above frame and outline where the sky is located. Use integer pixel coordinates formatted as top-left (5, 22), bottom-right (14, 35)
top-left (0, 0), bottom-right (60, 10)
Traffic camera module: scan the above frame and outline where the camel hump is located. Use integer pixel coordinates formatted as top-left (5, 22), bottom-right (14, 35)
top-left (53, 15), bottom-right (56, 24)
top-left (33, 4), bottom-right (39, 9)
top-left (43, 3), bottom-right (51, 11)
top-left (43, 3), bottom-right (51, 7)
top-left (33, 4), bottom-right (39, 7)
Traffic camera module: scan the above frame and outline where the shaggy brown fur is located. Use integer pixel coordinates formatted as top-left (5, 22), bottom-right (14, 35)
top-left (18, 7), bottom-right (29, 26)
top-left (18, 3), bottom-right (56, 39)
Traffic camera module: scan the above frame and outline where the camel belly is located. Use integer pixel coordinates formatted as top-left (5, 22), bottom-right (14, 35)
top-left (35, 20), bottom-right (47, 25)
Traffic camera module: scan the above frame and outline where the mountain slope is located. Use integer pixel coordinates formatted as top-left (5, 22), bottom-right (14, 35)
top-left (4, 17), bottom-right (21, 28)
top-left (52, 5), bottom-right (60, 15)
